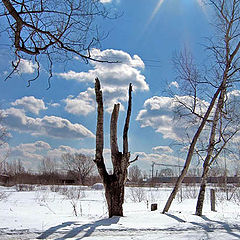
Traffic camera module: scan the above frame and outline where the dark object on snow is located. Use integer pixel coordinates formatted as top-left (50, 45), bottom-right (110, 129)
top-left (151, 203), bottom-right (157, 211)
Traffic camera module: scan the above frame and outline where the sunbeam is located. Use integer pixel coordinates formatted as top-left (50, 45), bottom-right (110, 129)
top-left (196, 0), bottom-right (207, 16)
top-left (148, 0), bottom-right (165, 24)
top-left (142, 0), bottom-right (165, 35)
top-left (196, 0), bottom-right (204, 8)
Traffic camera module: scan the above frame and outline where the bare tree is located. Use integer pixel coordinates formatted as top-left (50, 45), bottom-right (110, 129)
top-left (163, 0), bottom-right (240, 214)
top-left (195, 0), bottom-right (240, 216)
top-left (159, 168), bottom-right (174, 177)
top-left (0, 0), bottom-right (118, 86)
top-left (39, 157), bottom-right (57, 175)
top-left (187, 168), bottom-right (201, 177)
top-left (62, 153), bottom-right (95, 185)
top-left (162, 55), bottom-right (223, 214)
top-left (0, 110), bottom-right (8, 148)
top-left (7, 159), bottom-right (25, 175)
top-left (128, 165), bottom-right (142, 183)
top-left (0, 110), bottom-right (10, 173)
top-left (94, 78), bottom-right (138, 217)
top-left (209, 166), bottom-right (226, 177)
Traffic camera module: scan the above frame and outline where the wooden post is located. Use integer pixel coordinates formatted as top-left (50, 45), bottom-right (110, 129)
top-left (210, 189), bottom-right (216, 212)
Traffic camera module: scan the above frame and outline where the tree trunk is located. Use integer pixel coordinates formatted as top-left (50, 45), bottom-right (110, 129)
top-left (195, 86), bottom-right (225, 216)
top-left (104, 175), bottom-right (125, 217)
top-left (195, 168), bottom-right (209, 216)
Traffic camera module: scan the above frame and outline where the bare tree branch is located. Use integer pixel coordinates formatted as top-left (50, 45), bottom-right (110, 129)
top-left (1, 0), bottom-right (120, 84)
top-left (129, 155), bottom-right (139, 165)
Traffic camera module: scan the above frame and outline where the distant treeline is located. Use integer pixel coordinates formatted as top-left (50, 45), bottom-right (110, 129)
top-left (0, 172), bottom-right (101, 186)
top-left (150, 176), bottom-right (240, 184)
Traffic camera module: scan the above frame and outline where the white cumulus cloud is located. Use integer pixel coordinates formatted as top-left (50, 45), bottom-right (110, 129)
top-left (11, 96), bottom-right (47, 115)
top-left (136, 95), bottom-right (209, 142)
top-left (133, 151), bottom-right (185, 167)
top-left (58, 49), bottom-right (149, 115)
top-left (3, 108), bottom-right (94, 139)
top-left (169, 81), bottom-right (179, 88)
top-left (152, 145), bottom-right (174, 154)
top-left (17, 59), bottom-right (38, 74)
top-left (10, 141), bottom-right (51, 161)
top-left (48, 102), bottom-right (60, 108)
top-left (47, 145), bottom-right (96, 160)
top-left (100, 0), bottom-right (112, 3)
top-left (63, 88), bottom-right (96, 115)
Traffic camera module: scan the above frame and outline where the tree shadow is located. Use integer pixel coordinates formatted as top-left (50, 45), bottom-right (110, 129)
top-left (37, 221), bottom-right (76, 239)
top-left (165, 213), bottom-right (210, 239)
top-left (37, 217), bottom-right (120, 240)
top-left (189, 215), bottom-right (240, 239)
top-left (200, 215), bottom-right (240, 239)
top-left (165, 213), bottom-right (240, 239)
top-left (165, 213), bottom-right (186, 223)
top-left (56, 216), bottom-right (120, 240)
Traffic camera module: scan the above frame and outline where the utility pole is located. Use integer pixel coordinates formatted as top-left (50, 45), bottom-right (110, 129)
top-left (151, 162), bottom-right (155, 179)
top-left (151, 162), bottom-right (184, 179)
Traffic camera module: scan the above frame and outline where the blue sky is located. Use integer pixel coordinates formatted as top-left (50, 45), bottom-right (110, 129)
top-left (0, 0), bottom-right (215, 173)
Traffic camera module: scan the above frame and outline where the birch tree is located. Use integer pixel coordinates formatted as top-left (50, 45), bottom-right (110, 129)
top-left (195, 0), bottom-right (240, 216)
top-left (163, 0), bottom-right (240, 214)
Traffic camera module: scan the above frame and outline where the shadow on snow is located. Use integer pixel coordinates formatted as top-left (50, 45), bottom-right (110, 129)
top-left (37, 216), bottom-right (120, 240)
top-left (37, 214), bottom-right (240, 239)
top-left (165, 212), bottom-right (240, 239)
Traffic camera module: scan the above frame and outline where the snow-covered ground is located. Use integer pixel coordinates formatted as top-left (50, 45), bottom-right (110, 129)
top-left (0, 184), bottom-right (239, 239)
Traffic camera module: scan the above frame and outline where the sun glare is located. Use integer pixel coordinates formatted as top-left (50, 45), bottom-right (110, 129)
top-left (149, 0), bottom-right (165, 24)
top-left (142, 0), bottom-right (207, 37)
top-left (143, 0), bottom-right (164, 33)
top-left (147, 0), bottom-right (206, 25)
top-left (196, 0), bottom-right (204, 8)
top-left (196, 0), bottom-right (207, 15)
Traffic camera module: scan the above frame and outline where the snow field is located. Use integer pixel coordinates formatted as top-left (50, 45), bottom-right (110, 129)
top-left (0, 184), bottom-right (239, 239)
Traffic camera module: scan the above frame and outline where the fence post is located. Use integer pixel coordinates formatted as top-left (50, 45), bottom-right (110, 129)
top-left (210, 189), bottom-right (216, 212)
